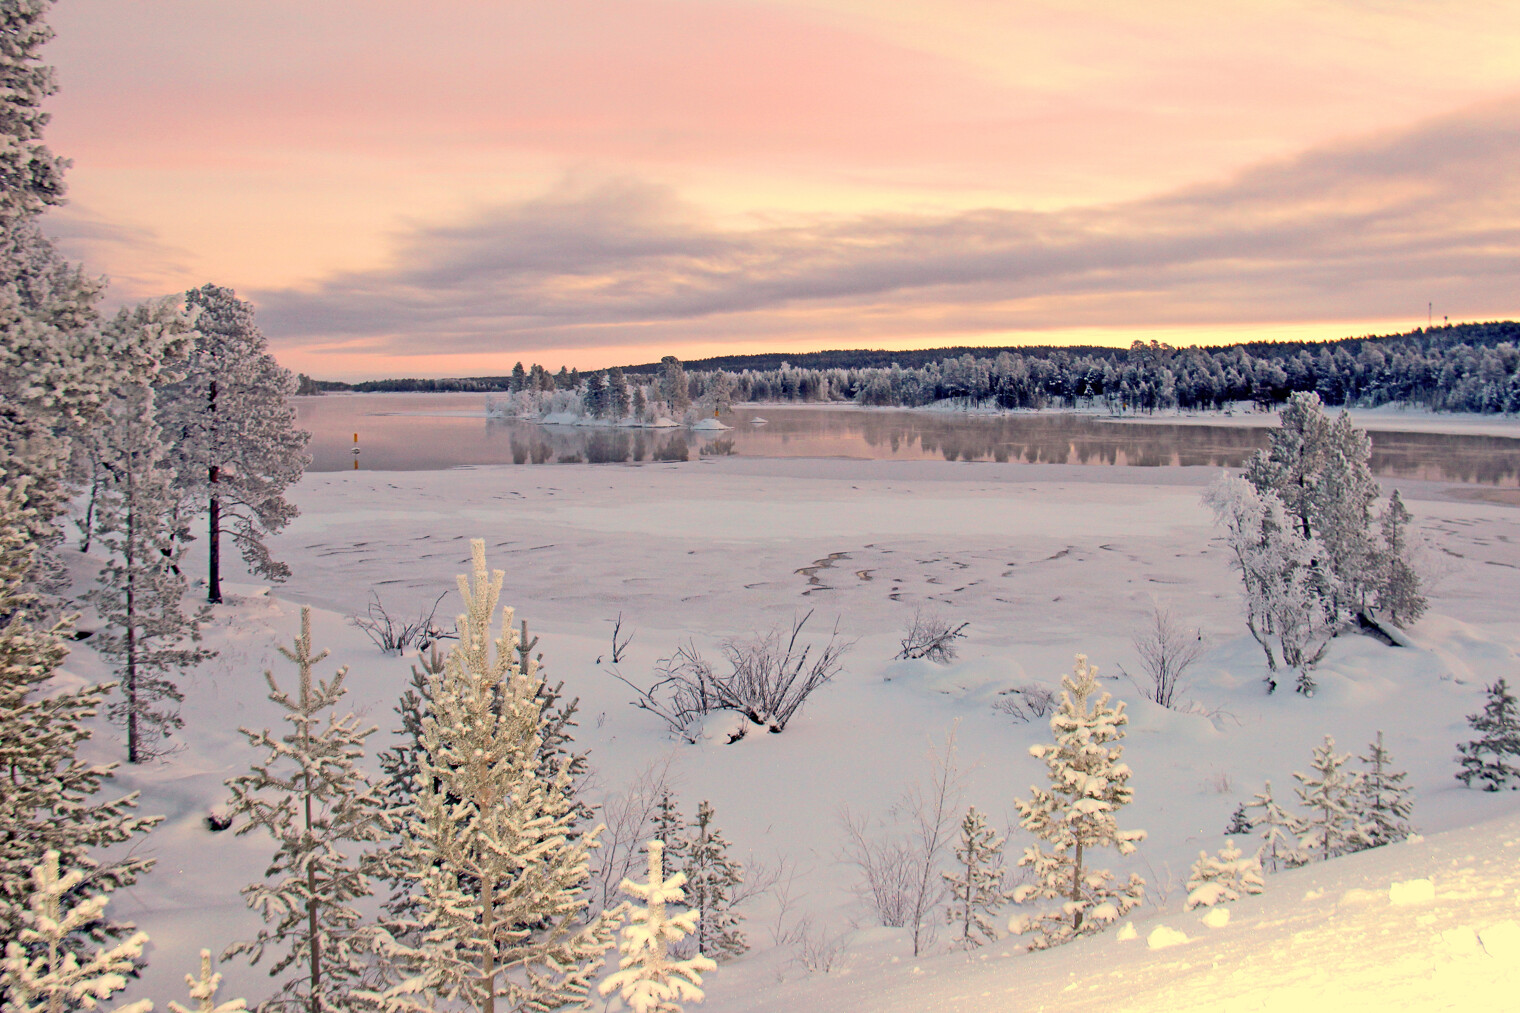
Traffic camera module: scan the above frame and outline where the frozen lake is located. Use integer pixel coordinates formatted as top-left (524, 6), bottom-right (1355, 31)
top-left (297, 392), bottom-right (1520, 485)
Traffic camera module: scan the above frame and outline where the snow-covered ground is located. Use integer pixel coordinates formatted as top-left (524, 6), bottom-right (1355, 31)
top-left (60, 452), bottom-right (1519, 1010)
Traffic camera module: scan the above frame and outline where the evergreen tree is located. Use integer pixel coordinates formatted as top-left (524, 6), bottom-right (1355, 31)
top-left (1009, 655), bottom-right (1146, 949)
top-left (1376, 490), bottom-right (1426, 626)
top-left (1455, 678), bottom-right (1520, 791)
top-left (1357, 731), bottom-right (1415, 846)
top-left (597, 839), bottom-right (715, 1013)
top-left (0, 487), bottom-right (159, 989)
top-left (0, 850), bottom-right (149, 1013)
top-left (682, 802), bottom-right (745, 963)
top-left (1292, 736), bottom-right (1369, 862)
top-left (648, 789), bottom-right (687, 873)
top-left (157, 284), bottom-right (309, 604)
top-left (659, 357), bottom-right (690, 416)
top-left (373, 645), bottom-right (443, 933)
top-left (1242, 780), bottom-right (1305, 872)
top-left (608, 368), bottom-right (630, 420)
top-left (365, 540), bottom-right (617, 1012)
top-left (1223, 803), bottom-right (1253, 837)
top-left (942, 806), bottom-right (1010, 949)
top-left (223, 606), bottom-right (389, 1013)
top-left (582, 373), bottom-right (608, 419)
top-left (82, 303), bottom-right (212, 763)
top-left (1184, 840), bottom-right (1264, 910)
top-left (167, 950), bottom-right (249, 1013)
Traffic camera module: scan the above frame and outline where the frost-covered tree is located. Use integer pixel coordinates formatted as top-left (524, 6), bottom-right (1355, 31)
top-left (942, 806), bottom-right (1009, 949)
top-left (223, 606), bottom-right (389, 1012)
top-left (1204, 474), bottom-right (1333, 692)
top-left (1357, 731), bottom-right (1415, 846)
top-left (366, 540), bottom-right (617, 1012)
top-left (0, 488), bottom-right (159, 985)
top-left (1245, 392), bottom-right (1337, 542)
top-left (167, 950), bottom-right (249, 1013)
top-left (1293, 736), bottom-right (1369, 863)
top-left (372, 645), bottom-right (442, 933)
top-left (1184, 840), bottom-right (1264, 910)
top-left (648, 789), bottom-right (687, 874)
top-left (81, 303), bottom-right (211, 764)
top-left (608, 368), bottom-right (631, 420)
top-left (1455, 678), bottom-right (1520, 791)
top-left (0, 850), bottom-right (149, 1013)
top-left (597, 839), bottom-right (714, 1013)
top-left (1242, 781), bottom-right (1304, 872)
top-left (658, 357), bottom-right (690, 417)
top-left (1009, 656), bottom-right (1145, 949)
top-left (682, 802), bottom-right (745, 963)
top-left (157, 284), bottom-right (309, 604)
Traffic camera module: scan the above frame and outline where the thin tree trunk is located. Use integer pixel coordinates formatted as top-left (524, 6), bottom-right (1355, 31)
top-left (125, 498), bottom-right (138, 765)
top-left (1070, 841), bottom-right (1084, 932)
top-left (301, 653), bottom-right (321, 1012)
top-left (207, 378), bottom-right (221, 604)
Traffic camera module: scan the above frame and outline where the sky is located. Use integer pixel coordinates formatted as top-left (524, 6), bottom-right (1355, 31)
top-left (38, 0), bottom-right (1520, 380)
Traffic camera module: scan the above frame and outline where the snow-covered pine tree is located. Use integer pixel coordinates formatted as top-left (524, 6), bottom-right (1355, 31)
top-left (82, 302), bottom-right (212, 764)
top-left (1184, 840), bottom-right (1264, 910)
top-left (373, 645), bottom-right (443, 934)
top-left (1356, 731), bottom-right (1415, 846)
top-left (608, 368), bottom-right (630, 420)
top-left (659, 357), bottom-right (690, 417)
top-left (1455, 678), bottom-right (1520, 791)
top-left (0, 849), bottom-right (150, 1013)
top-left (682, 801), bottom-right (746, 963)
top-left (1242, 780), bottom-right (1305, 872)
top-left (597, 839), bottom-right (715, 1013)
top-left (942, 806), bottom-right (1010, 949)
top-left (1376, 490), bottom-right (1425, 626)
top-left (167, 950), bottom-right (249, 1013)
top-left (1306, 415), bottom-right (1383, 621)
top-left (367, 540), bottom-right (618, 1012)
top-left (1008, 655), bottom-right (1146, 949)
top-left (156, 284), bottom-right (309, 604)
top-left (0, 486), bottom-right (159, 989)
top-left (223, 605), bottom-right (389, 1012)
top-left (1293, 736), bottom-right (1369, 862)
top-left (1245, 392), bottom-right (1335, 542)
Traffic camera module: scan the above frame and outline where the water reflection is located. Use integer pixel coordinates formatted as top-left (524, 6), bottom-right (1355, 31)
top-left (296, 395), bottom-right (1520, 486)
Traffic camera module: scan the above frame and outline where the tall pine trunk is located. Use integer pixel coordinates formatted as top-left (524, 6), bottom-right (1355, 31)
top-left (207, 379), bottom-right (221, 604)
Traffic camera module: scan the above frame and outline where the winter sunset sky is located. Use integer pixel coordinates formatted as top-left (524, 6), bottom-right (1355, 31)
top-left (39, 1), bottom-right (1520, 380)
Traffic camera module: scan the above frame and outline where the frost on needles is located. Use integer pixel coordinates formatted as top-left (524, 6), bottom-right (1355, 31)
top-left (1008, 655), bottom-right (1145, 950)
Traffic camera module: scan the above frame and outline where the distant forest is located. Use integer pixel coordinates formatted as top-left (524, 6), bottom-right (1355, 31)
top-left (305, 320), bottom-right (1520, 414)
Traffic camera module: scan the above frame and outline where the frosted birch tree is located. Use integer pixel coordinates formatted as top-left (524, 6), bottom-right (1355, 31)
top-left (1009, 656), bottom-right (1146, 949)
top-left (365, 540), bottom-right (617, 1012)
top-left (223, 606), bottom-right (389, 1012)
top-left (157, 285), bottom-right (308, 604)
top-left (598, 840), bottom-right (714, 1013)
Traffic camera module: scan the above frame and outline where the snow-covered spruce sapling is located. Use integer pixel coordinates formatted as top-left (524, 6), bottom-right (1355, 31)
top-left (167, 950), bottom-right (249, 1013)
top-left (1455, 678), bottom-right (1520, 791)
top-left (1009, 656), bottom-right (1145, 949)
top-left (156, 284), bottom-right (309, 604)
top-left (1292, 735), bottom-right (1370, 863)
top-left (942, 806), bottom-right (1011, 949)
top-left (0, 487), bottom-right (159, 980)
top-left (1357, 731), bottom-right (1415, 846)
top-left (0, 850), bottom-right (150, 1013)
top-left (598, 839), bottom-right (715, 1013)
top-left (361, 540), bottom-right (617, 1013)
top-left (1184, 841), bottom-right (1264, 910)
top-left (1223, 803), bottom-right (1254, 837)
top-left (682, 801), bottom-right (747, 962)
top-left (1376, 490), bottom-right (1426, 626)
top-left (1242, 781), bottom-right (1305, 872)
top-left (223, 605), bottom-right (389, 1012)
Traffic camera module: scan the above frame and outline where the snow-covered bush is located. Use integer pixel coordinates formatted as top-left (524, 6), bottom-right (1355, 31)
top-left (1184, 841), bottom-right (1264, 909)
top-left (1009, 656), bottom-right (1146, 949)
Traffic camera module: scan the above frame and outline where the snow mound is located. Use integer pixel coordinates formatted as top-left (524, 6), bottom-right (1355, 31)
top-left (1146, 925), bottom-right (1190, 950)
top-left (1201, 907), bottom-right (1230, 929)
top-left (1478, 919), bottom-right (1520, 960)
top-left (1389, 878), bottom-right (1435, 906)
top-left (1116, 921), bottom-right (1138, 941)
top-left (691, 418), bottom-right (732, 431)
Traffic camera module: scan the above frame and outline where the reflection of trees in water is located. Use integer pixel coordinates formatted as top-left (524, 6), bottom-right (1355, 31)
top-left (503, 425), bottom-right (700, 464)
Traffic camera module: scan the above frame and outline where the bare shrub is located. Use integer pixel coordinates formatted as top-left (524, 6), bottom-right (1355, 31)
top-left (347, 589), bottom-right (452, 654)
top-left (1014, 684), bottom-right (1056, 718)
top-left (897, 610), bottom-right (969, 663)
top-left (1125, 600), bottom-right (1205, 708)
top-left (607, 611), bottom-right (851, 738)
top-left (839, 727), bottom-right (965, 956)
top-left (604, 611), bottom-right (634, 664)
top-left (793, 920), bottom-right (850, 974)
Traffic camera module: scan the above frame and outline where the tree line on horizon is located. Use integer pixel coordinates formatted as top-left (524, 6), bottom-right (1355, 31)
top-left (316, 321), bottom-right (1520, 416)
